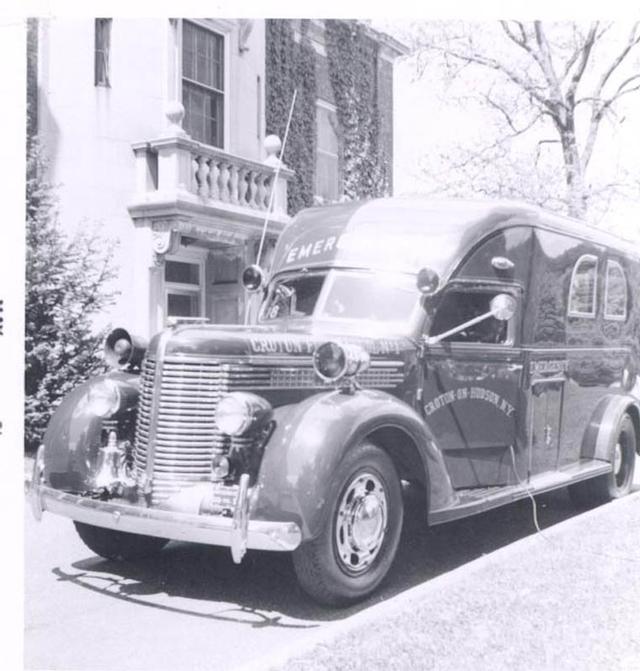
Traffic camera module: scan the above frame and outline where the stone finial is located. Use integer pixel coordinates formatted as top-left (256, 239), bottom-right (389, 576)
top-left (263, 134), bottom-right (283, 167)
top-left (163, 101), bottom-right (188, 138)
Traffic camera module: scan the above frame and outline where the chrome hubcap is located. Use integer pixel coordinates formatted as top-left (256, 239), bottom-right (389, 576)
top-left (335, 472), bottom-right (388, 574)
top-left (614, 442), bottom-right (623, 476)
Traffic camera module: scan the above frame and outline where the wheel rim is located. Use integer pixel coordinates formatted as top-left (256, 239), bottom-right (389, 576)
top-left (334, 471), bottom-right (388, 575)
top-left (613, 434), bottom-right (631, 490)
top-left (613, 442), bottom-right (623, 478)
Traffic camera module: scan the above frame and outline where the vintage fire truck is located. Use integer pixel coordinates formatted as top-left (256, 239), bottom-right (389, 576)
top-left (29, 198), bottom-right (640, 605)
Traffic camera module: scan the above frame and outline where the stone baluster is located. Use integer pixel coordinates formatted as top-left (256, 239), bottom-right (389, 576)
top-left (209, 158), bottom-right (220, 200)
top-left (237, 167), bottom-right (249, 206)
top-left (243, 170), bottom-right (254, 208)
top-left (256, 173), bottom-right (270, 210)
top-left (219, 162), bottom-right (231, 202)
top-left (228, 164), bottom-right (239, 204)
top-left (196, 155), bottom-right (210, 198)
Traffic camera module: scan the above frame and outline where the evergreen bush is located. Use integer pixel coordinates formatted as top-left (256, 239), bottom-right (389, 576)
top-left (25, 142), bottom-right (118, 451)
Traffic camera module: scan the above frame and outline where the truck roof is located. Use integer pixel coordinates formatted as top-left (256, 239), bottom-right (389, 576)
top-left (271, 198), bottom-right (639, 278)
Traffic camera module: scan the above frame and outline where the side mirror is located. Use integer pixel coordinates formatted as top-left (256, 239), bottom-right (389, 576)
top-left (490, 293), bottom-right (517, 321)
top-left (426, 292), bottom-right (516, 345)
top-left (417, 267), bottom-right (440, 295)
top-left (242, 264), bottom-right (267, 293)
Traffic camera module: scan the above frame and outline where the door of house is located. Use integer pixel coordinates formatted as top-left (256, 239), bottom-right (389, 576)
top-left (208, 246), bottom-right (245, 325)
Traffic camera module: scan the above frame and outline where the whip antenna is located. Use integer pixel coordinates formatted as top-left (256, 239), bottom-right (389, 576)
top-left (256, 88), bottom-right (297, 267)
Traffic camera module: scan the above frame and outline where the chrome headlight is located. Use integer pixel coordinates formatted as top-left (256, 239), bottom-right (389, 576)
top-left (85, 379), bottom-right (121, 417)
top-left (313, 341), bottom-right (370, 383)
top-left (215, 392), bottom-right (272, 436)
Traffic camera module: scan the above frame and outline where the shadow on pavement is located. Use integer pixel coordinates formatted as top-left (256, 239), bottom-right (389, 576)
top-left (50, 483), bottom-right (612, 626)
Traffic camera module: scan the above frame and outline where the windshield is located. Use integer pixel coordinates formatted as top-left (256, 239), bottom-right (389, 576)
top-left (259, 269), bottom-right (419, 329)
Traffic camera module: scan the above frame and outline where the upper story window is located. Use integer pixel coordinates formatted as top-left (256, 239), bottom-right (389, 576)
top-left (94, 18), bottom-right (112, 87)
top-left (568, 254), bottom-right (598, 318)
top-left (182, 21), bottom-right (224, 148)
top-left (604, 260), bottom-right (627, 321)
top-left (315, 101), bottom-right (339, 202)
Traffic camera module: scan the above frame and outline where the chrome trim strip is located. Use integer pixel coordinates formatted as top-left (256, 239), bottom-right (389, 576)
top-left (161, 353), bottom-right (405, 368)
top-left (32, 484), bottom-right (302, 553)
top-left (145, 330), bottom-right (174, 490)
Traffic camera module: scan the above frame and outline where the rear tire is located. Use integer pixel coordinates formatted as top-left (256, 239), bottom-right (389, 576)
top-left (569, 414), bottom-right (636, 508)
top-left (74, 522), bottom-right (169, 560)
top-left (292, 441), bottom-right (403, 607)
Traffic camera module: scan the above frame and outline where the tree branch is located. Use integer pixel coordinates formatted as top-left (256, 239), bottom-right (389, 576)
top-left (592, 22), bottom-right (640, 100)
top-left (565, 22), bottom-right (599, 103)
top-left (482, 91), bottom-right (543, 136)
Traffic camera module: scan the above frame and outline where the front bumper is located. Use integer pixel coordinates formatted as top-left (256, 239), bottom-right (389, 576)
top-left (28, 448), bottom-right (301, 560)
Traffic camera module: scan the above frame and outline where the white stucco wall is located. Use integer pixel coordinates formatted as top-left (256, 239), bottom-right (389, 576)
top-left (37, 18), bottom-right (267, 336)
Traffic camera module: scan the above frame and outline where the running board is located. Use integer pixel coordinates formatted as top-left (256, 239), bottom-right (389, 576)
top-left (428, 460), bottom-right (612, 525)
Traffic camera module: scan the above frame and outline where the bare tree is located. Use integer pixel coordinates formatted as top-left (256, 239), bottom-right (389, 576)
top-left (410, 21), bottom-right (640, 219)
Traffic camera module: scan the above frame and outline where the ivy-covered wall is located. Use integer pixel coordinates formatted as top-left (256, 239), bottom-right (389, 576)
top-left (265, 19), bottom-right (317, 215)
top-left (265, 19), bottom-right (393, 215)
top-left (324, 19), bottom-right (388, 200)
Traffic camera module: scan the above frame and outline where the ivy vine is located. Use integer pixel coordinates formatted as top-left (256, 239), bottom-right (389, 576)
top-left (265, 19), bottom-right (388, 213)
top-left (265, 19), bottom-right (317, 215)
top-left (325, 20), bottom-right (387, 199)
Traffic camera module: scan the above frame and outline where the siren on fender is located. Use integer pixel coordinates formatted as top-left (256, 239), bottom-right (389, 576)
top-left (105, 328), bottom-right (147, 371)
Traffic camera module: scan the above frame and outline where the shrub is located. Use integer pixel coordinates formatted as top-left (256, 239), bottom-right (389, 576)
top-left (25, 142), bottom-right (118, 451)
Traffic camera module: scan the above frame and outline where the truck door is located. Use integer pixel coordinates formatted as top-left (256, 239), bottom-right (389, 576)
top-left (421, 284), bottom-right (525, 488)
top-left (526, 357), bottom-right (567, 476)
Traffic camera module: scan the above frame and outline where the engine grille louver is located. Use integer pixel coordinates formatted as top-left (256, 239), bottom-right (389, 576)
top-left (134, 355), bottom-right (404, 505)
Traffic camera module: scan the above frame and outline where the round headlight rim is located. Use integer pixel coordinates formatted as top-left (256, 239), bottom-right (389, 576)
top-left (215, 394), bottom-right (253, 436)
top-left (86, 379), bottom-right (122, 418)
top-left (214, 392), bottom-right (273, 437)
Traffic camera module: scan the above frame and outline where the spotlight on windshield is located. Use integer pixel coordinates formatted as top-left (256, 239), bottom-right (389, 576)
top-left (242, 265), bottom-right (267, 293)
top-left (416, 267), bottom-right (440, 295)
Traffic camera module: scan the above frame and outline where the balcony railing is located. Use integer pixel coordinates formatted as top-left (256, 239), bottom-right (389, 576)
top-left (129, 103), bottom-right (293, 229)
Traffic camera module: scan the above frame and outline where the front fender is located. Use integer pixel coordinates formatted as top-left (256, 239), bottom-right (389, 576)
top-left (43, 372), bottom-right (140, 492)
top-left (252, 388), bottom-right (455, 540)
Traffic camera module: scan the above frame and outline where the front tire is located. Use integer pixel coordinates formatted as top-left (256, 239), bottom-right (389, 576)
top-left (569, 414), bottom-right (636, 507)
top-left (74, 522), bottom-right (169, 560)
top-left (293, 441), bottom-right (403, 606)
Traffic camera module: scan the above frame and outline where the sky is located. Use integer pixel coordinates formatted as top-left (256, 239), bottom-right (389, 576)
top-left (380, 19), bottom-right (640, 241)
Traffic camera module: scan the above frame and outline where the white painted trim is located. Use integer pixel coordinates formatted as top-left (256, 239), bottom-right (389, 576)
top-left (567, 253), bottom-right (598, 319)
top-left (604, 259), bottom-right (628, 322)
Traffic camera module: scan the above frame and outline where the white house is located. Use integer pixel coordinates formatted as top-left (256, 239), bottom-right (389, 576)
top-left (29, 18), bottom-right (405, 337)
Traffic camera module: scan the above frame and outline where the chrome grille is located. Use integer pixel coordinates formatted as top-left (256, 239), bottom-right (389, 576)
top-left (134, 355), bottom-right (404, 505)
top-left (135, 356), bottom-right (236, 505)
